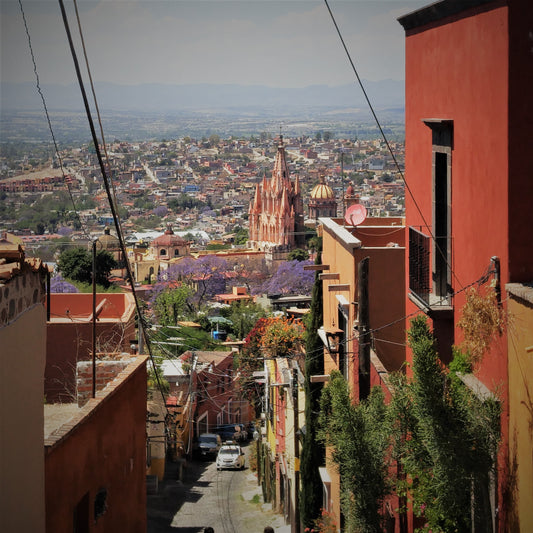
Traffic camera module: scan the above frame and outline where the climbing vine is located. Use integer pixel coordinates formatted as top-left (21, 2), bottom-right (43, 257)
top-left (456, 286), bottom-right (505, 363)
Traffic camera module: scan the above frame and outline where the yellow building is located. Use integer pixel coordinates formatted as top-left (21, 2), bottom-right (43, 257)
top-left (506, 283), bottom-right (533, 532)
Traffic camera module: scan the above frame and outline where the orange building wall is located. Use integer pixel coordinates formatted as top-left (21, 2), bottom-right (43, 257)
top-left (506, 292), bottom-right (533, 532)
top-left (45, 357), bottom-right (147, 533)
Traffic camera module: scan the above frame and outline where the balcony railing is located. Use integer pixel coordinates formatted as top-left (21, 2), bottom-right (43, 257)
top-left (409, 227), bottom-right (431, 303)
top-left (409, 226), bottom-right (453, 310)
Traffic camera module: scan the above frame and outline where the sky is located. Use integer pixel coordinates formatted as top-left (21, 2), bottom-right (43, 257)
top-left (1, 0), bottom-right (429, 89)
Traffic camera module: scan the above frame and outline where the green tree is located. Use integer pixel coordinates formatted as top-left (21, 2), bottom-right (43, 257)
top-left (287, 248), bottom-right (309, 262)
top-left (153, 285), bottom-right (192, 326)
top-left (300, 251), bottom-right (326, 529)
top-left (319, 374), bottom-right (391, 533)
top-left (221, 300), bottom-right (266, 340)
top-left (389, 316), bottom-right (501, 532)
top-left (57, 247), bottom-right (117, 288)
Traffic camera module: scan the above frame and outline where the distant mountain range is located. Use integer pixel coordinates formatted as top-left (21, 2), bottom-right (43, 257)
top-left (1, 80), bottom-right (404, 113)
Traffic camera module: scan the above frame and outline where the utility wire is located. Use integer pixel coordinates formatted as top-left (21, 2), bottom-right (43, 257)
top-left (72, 0), bottom-right (122, 227)
top-left (17, 0), bottom-right (90, 240)
top-left (323, 0), bottom-right (463, 291)
top-left (57, 0), bottom-right (168, 414)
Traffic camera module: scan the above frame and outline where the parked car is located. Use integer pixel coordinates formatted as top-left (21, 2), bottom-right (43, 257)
top-left (195, 433), bottom-right (222, 459)
top-left (213, 424), bottom-right (247, 443)
top-left (216, 443), bottom-right (246, 470)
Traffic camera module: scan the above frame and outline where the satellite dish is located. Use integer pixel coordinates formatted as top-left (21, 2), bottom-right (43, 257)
top-left (344, 203), bottom-right (367, 226)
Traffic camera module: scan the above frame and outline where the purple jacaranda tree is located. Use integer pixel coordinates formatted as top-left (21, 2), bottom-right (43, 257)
top-left (50, 274), bottom-right (79, 293)
top-left (260, 259), bottom-right (315, 296)
top-left (57, 226), bottom-right (73, 236)
top-left (152, 205), bottom-right (168, 217)
top-left (151, 255), bottom-right (229, 313)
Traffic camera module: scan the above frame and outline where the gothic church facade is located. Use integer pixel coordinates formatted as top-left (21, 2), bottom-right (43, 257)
top-left (248, 136), bottom-right (305, 253)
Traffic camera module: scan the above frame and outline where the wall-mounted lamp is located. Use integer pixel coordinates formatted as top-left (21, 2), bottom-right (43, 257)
top-left (325, 328), bottom-right (342, 354)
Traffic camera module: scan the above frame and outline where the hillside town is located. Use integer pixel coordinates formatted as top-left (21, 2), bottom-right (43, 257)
top-left (1, 1), bottom-right (533, 533)
top-left (0, 134), bottom-right (405, 252)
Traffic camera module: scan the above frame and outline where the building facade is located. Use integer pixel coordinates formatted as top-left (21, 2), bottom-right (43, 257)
top-left (0, 245), bottom-right (48, 533)
top-left (399, 0), bottom-right (533, 530)
top-left (248, 136), bottom-right (305, 253)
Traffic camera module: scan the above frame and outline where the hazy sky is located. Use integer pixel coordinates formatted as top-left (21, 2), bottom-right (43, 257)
top-left (2, 0), bottom-right (429, 88)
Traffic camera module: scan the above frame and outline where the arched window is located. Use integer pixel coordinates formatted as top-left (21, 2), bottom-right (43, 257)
top-left (174, 249), bottom-right (180, 257)
top-left (160, 249), bottom-right (167, 256)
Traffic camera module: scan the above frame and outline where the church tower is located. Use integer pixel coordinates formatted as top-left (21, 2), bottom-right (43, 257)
top-left (248, 135), bottom-right (305, 253)
top-left (309, 176), bottom-right (337, 221)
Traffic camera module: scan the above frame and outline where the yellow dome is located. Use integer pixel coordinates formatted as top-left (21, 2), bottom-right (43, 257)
top-left (310, 182), bottom-right (335, 200)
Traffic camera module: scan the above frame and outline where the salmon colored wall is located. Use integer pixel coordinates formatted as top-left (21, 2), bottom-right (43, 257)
top-left (405, 5), bottom-right (509, 307)
top-left (50, 293), bottom-right (134, 319)
top-left (45, 293), bottom-right (136, 403)
top-left (45, 357), bottom-right (147, 533)
top-left (403, 4), bottom-right (521, 530)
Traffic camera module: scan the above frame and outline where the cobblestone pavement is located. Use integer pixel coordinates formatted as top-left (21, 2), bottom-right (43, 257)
top-left (147, 445), bottom-right (290, 533)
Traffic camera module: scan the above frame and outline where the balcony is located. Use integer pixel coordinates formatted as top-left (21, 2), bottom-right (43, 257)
top-left (408, 226), bottom-right (453, 316)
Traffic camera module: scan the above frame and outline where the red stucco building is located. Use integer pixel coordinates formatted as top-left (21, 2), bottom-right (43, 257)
top-left (399, 0), bottom-right (533, 530)
top-left (46, 292), bottom-right (136, 402)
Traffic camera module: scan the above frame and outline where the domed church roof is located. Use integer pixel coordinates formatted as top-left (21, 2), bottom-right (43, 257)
top-left (310, 177), bottom-right (335, 200)
top-left (99, 226), bottom-right (120, 249)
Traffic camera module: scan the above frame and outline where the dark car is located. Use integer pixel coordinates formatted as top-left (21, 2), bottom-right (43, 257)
top-left (195, 433), bottom-right (222, 459)
top-left (213, 424), bottom-right (247, 443)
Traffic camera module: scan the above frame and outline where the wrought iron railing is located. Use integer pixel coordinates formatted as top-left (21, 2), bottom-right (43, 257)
top-left (409, 227), bottom-right (431, 304)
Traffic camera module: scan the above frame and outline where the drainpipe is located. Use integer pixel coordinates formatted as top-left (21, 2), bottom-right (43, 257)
top-left (46, 269), bottom-right (51, 321)
top-left (491, 256), bottom-right (501, 305)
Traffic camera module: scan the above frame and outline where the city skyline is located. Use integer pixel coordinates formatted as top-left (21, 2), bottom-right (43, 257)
top-left (2, 0), bottom-right (428, 92)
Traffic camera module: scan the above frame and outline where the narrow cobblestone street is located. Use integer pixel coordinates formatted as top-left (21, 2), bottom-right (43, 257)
top-left (147, 445), bottom-right (290, 533)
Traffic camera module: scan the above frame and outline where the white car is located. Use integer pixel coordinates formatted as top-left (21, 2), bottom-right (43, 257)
top-left (216, 444), bottom-right (245, 470)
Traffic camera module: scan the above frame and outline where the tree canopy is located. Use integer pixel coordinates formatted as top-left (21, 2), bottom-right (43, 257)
top-left (57, 247), bottom-right (117, 288)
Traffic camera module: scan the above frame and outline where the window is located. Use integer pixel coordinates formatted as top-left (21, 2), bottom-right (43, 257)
top-left (434, 150), bottom-right (450, 298)
top-left (160, 248), bottom-right (167, 256)
top-left (425, 119), bottom-right (453, 301)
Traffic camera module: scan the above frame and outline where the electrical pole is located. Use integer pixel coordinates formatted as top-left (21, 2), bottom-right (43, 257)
top-left (358, 257), bottom-right (370, 401)
top-left (292, 366), bottom-right (300, 533)
top-left (92, 239), bottom-right (97, 398)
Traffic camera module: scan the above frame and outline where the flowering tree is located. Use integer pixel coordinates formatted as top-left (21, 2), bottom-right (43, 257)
top-left (235, 318), bottom-right (270, 410)
top-left (153, 255), bottom-right (228, 312)
top-left (50, 274), bottom-right (78, 293)
top-left (260, 259), bottom-right (315, 295)
top-left (261, 317), bottom-right (304, 358)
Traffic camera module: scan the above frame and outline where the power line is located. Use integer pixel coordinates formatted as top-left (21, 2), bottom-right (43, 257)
top-left (57, 0), bottom-right (168, 414)
top-left (323, 0), bottom-right (463, 291)
top-left (17, 0), bottom-right (90, 240)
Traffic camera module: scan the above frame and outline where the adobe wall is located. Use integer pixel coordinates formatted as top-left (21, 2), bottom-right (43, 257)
top-left (0, 302), bottom-right (46, 533)
top-left (45, 356), bottom-right (148, 533)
